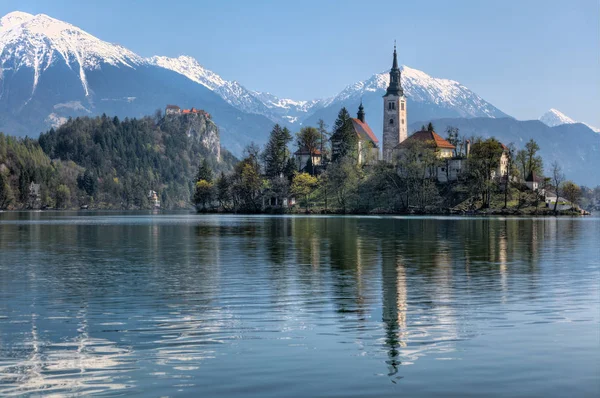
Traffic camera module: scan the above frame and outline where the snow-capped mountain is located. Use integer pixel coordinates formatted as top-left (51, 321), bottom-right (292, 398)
top-left (302, 66), bottom-right (507, 142)
top-left (148, 55), bottom-right (269, 115)
top-left (147, 55), bottom-right (330, 124)
top-left (333, 66), bottom-right (504, 118)
top-left (0, 11), bottom-right (274, 154)
top-left (0, 11), bottom-right (143, 97)
top-left (539, 108), bottom-right (599, 133)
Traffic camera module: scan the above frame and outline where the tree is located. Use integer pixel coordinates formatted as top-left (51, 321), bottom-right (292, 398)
top-left (196, 158), bottom-right (213, 183)
top-left (467, 138), bottom-right (504, 208)
top-left (0, 172), bottom-right (14, 209)
top-left (551, 161), bottom-right (565, 213)
top-left (216, 171), bottom-right (231, 210)
top-left (503, 143), bottom-right (515, 209)
top-left (194, 179), bottom-right (214, 210)
top-left (317, 119), bottom-right (329, 162)
top-left (231, 150), bottom-right (263, 212)
top-left (324, 157), bottom-right (361, 212)
top-left (525, 139), bottom-right (542, 176)
top-left (78, 169), bottom-right (97, 197)
top-left (445, 126), bottom-right (460, 156)
top-left (515, 149), bottom-right (525, 179)
top-left (562, 181), bottom-right (581, 209)
top-left (330, 108), bottom-right (357, 162)
top-left (296, 126), bottom-right (321, 175)
top-left (262, 124), bottom-right (292, 178)
top-left (427, 122), bottom-right (434, 132)
top-left (291, 172), bottom-right (318, 212)
top-left (396, 140), bottom-right (440, 209)
top-left (55, 184), bottom-right (71, 209)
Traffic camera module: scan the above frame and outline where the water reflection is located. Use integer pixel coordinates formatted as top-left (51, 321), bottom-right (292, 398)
top-left (0, 213), bottom-right (598, 397)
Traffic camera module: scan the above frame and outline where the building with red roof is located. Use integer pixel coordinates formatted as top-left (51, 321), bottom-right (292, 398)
top-left (331, 103), bottom-right (380, 165)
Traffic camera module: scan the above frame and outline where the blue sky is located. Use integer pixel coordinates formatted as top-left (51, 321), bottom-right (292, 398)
top-left (2, 0), bottom-right (599, 126)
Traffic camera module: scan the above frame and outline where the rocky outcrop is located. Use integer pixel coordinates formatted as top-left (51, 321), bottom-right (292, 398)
top-left (171, 112), bottom-right (220, 160)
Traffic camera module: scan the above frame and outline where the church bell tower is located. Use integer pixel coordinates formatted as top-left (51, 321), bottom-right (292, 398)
top-left (382, 44), bottom-right (407, 162)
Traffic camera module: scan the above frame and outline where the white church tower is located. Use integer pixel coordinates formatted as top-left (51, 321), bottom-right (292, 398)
top-left (382, 44), bottom-right (407, 162)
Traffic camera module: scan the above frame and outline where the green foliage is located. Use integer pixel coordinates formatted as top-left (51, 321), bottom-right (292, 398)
top-left (194, 180), bottom-right (215, 210)
top-left (262, 124), bottom-right (292, 178)
top-left (55, 184), bottom-right (71, 209)
top-left (0, 172), bottom-right (14, 209)
top-left (230, 149), bottom-right (264, 212)
top-left (322, 157), bottom-right (361, 213)
top-left (196, 158), bottom-right (213, 183)
top-left (77, 169), bottom-right (97, 197)
top-left (561, 181), bottom-right (581, 207)
top-left (37, 114), bottom-right (232, 209)
top-left (331, 108), bottom-right (357, 162)
top-left (467, 138), bottom-right (504, 207)
top-left (291, 172), bottom-right (318, 210)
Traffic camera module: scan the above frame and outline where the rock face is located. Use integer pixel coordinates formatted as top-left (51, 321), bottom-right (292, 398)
top-left (161, 112), bottom-right (221, 160)
top-left (176, 113), bottom-right (221, 160)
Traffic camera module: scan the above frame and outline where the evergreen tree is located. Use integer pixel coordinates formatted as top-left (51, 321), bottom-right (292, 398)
top-left (427, 122), bottom-right (434, 132)
top-left (78, 169), bottom-right (97, 197)
top-left (196, 158), bottom-right (213, 183)
top-left (331, 107), bottom-right (357, 162)
top-left (262, 124), bottom-right (292, 178)
top-left (216, 171), bottom-right (231, 210)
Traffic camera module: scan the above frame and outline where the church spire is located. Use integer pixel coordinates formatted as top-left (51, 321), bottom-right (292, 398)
top-left (357, 100), bottom-right (365, 122)
top-left (386, 42), bottom-right (403, 96)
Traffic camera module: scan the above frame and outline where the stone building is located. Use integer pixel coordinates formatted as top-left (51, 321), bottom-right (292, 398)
top-left (165, 104), bottom-right (181, 115)
top-left (382, 44), bottom-right (408, 162)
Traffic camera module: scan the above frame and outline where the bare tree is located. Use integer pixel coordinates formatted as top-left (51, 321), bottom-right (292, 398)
top-left (551, 161), bottom-right (565, 213)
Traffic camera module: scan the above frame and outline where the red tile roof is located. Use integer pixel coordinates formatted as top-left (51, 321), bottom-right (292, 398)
top-left (350, 118), bottom-right (379, 144)
top-left (397, 130), bottom-right (455, 149)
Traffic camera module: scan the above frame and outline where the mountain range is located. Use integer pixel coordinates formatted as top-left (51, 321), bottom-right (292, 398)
top-left (0, 11), bottom-right (598, 184)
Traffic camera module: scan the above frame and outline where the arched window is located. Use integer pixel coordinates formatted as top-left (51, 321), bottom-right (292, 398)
top-left (401, 102), bottom-right (405, 111)
top-left (389, 118), bottom-right (394, 125)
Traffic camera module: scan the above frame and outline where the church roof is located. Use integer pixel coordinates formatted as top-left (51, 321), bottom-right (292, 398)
top-left (350, 118), bottom-right (379, 145)
top-left (397, 130), bottom-right (455, 149)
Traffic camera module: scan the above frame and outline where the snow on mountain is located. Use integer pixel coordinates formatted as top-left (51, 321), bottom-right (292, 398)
top-left (147, 56), bottom-right (330, 123)
top-left (334, 66), bottom-right (504, 118)
top-left (148, 55), bottom-right (266, 113)
top-left (539, 108), bottom-right (576, 126)
top-left (0, 11), bottom-right (143, 97)
top-left (539, 108), bottom-right (599, 133)
top-left (251, 91), bottom-right (332, 112)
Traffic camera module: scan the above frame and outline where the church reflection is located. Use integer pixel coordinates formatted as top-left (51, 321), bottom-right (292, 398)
top-left (0, 212), bottom-right (589, 394)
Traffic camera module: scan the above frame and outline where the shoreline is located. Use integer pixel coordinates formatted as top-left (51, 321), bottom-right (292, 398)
top-left (1, 208), bottom-right (591, 217)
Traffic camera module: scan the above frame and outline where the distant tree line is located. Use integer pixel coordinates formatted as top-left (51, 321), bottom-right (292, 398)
top-left (1, 112), bottom-right (234, 210)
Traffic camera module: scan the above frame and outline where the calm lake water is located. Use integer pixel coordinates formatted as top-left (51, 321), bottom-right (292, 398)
top-left (0, 212), bottom-right (598, 397)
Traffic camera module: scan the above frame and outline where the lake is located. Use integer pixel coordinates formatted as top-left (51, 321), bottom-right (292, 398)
top-left (0, 212), bottom-right (598, 397)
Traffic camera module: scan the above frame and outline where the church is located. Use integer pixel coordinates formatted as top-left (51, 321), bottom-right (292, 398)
top-left (382, 44), bottom-right (408, 162)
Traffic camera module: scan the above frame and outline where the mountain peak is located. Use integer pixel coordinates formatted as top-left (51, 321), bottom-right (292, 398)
top-left (0, 10), bottom-right (144, 97)
top-left (0, 11), bottom-right (34, 31)
top-left (540, 108), bottom-right (600, 133)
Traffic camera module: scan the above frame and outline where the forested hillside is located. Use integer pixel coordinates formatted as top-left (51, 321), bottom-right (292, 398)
top-left (0, 113), bottom-right (234, 209)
